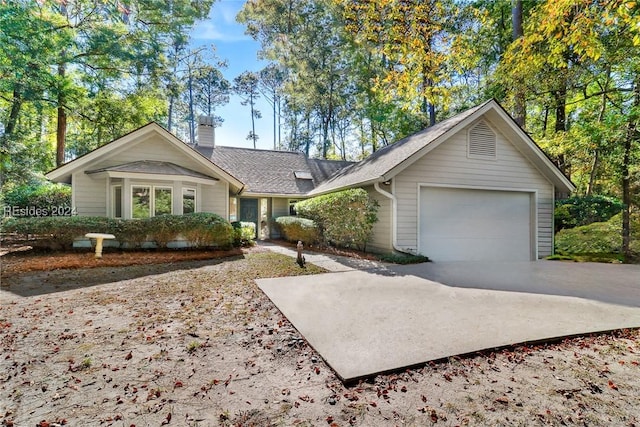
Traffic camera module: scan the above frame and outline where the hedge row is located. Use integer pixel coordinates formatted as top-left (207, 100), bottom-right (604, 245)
top-left (1, 213), bottom-right (247, 250)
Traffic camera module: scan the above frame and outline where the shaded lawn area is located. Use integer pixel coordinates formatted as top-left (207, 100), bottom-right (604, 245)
top-left (1, 250), bottom-right (639, 427)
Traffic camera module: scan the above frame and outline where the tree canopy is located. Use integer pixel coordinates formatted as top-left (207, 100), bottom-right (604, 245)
top-left (1, 0), bottom-right (638, 255)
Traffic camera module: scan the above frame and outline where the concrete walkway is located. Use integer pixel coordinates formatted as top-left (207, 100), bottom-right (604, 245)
top-left (257, 244), bottom-right (640, 382)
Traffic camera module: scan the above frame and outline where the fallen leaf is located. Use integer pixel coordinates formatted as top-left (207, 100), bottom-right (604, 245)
top-left (495, 396), bottom-right (509, 405)
top-left (608, 380), bottom-right (618, 390)
top-left (124, 351), bottom-right (132, 361)
top-left (161, 412), bottom-right (171, 425)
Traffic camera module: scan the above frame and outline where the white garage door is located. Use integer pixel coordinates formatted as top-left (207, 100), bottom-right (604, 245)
top-left (419, 187), bottom-right (532, 262)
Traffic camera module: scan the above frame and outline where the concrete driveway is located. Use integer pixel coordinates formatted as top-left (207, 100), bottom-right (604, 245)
top-left (390, 261), bottom-right (640, 308)
top-left (257, 252), bottom-right (640, 382)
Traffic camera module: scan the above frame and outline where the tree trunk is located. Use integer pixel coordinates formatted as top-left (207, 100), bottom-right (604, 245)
top-left (56, 63), bottom-right (67, 166)
top-left (622, 74), bottom-right (639, 262)
top-left (168, 96), bottom-right (174, 132)
top-left (554, 82), bottom-right (568, 178)
top-left (250, 93), bottom-right (256, 149)
top-left (272, 91), bottom-right (277, 150)
top-left (4, 84), bottom-right (22, 137)
top-left (512, 0), bottom-right (526, 127)
top-left (588, 90), bottom-right (609, 196)
top-left (587, 149), bottom-right (599, 196)
top-left (188, 69), bottom-right (195, 145)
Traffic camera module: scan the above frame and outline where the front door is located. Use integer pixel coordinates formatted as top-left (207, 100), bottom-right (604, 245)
top-left (239, 198), bottom-right (259, 238)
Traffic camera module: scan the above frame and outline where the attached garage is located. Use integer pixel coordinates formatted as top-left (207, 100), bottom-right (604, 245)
top-left (419, 187), bottom-right (534, 262)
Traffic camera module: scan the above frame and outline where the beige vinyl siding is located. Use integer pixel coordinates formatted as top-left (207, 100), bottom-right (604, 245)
top-left (364, 186), bottom-right (393, 253)
top-left (199, 182), bottom-right (227, 217)
top-left (91, 135), bottom-right (218, 178)
top-left (73, 172), bottom-right (107, 216)
top-left (394, 119), bottom-right (555, 258)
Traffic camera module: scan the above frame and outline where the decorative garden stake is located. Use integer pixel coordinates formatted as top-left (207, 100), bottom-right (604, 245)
top-left (296, 241), bottom-right (306, 268)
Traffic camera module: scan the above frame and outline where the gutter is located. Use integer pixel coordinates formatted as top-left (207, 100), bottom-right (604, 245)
top-left (373, 181), bottom-right (415, 255)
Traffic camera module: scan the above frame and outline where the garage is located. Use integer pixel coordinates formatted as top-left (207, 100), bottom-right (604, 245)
top-left (419, 187), bottom-right (533, 262)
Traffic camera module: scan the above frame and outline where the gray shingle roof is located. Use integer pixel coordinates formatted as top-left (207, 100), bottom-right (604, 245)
top-left (309, 101), bottom-right (490, 195)
top-left (86, 160), bottom-right (219, 181)
top-left (195, 146), bottom-right (353, 195)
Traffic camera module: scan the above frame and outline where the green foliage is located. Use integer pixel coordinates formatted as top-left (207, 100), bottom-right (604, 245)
top-left (1, 183), bottom-right (71, 215)
top-left (0, 0), bottom-right (215, 185)
top-left (555, 213), bottom-right (639, 257)
top-left (555, 195), bottom-right (625, 232)
top-left (273, 216), bottom-right (321, 245)
top-left (378, 253), bottom-right (430, 264)
top-left (173, 213), bottom-right (234, 249)
top-left (231, 221), bottom-right (257, 247)
top-left (1, 213), bottom-right (234, 251)
top-left (295, 189), bottom-right (378, 250)
top-left (1, 216), bottom-right (118, 250)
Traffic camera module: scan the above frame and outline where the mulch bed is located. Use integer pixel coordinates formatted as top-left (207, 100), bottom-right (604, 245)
top-left (0, 247), bottom-right (245, 277)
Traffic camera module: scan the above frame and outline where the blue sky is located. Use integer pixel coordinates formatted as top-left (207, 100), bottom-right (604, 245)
top-left (190, 0), bottom-right (275, 150)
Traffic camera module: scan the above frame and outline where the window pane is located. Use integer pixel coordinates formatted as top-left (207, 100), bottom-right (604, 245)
top-left (154, 187), bottom-right (172, 216)
top-left (132, 186), bottom-right (150, 219)
top-left (114, 186), bottom-right (122, 218)
top-left (289, 200), bottom-right (298, 216)
top-left (183, 188), bottom-right (195, 214)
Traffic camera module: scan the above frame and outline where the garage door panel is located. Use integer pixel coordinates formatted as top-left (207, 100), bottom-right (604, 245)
top-left (420, 187), bottom-right (532, 262)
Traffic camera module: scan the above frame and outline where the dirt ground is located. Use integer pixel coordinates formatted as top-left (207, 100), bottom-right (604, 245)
top-left (1, 247), bottom-right (639, 426)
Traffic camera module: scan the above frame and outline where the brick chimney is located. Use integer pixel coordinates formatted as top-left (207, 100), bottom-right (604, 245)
top-left (197, 116), bottom-right (215, 147)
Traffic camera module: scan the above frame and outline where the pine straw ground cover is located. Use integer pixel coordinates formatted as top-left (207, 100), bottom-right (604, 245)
top-left (0, 248), bottom-right (639, 426)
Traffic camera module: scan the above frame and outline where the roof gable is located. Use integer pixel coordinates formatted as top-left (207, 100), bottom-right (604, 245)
top-left (45, 123), bottom-right (243, 189)
top-left (310, 100), bottom-right (574, 195)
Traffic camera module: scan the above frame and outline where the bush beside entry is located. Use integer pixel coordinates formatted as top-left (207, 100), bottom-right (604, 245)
top-left (273, 216), bottom-right (321, 245)
top-left (295, 188), bottom-right (378, 251)
top-left (231, 221), bottom-right (256, 247)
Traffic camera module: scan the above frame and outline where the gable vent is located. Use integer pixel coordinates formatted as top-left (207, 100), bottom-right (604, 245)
top-left (468, 121), bottom-right (497, 159)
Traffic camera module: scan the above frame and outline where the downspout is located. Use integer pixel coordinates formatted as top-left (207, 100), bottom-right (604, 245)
top-left (374, 181), bottom-right (414, 255)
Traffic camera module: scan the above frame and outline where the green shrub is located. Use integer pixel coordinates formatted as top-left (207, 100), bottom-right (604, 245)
top-left (1, 213), bottom-right (234, 250)
top-left (555, 195), bottom-right (625, 232)
top-left (1, 183), bottom-right (72, 216)
top-left (231, 221), bottom-right (256, 247)
top-left (378, 253), bottom-right (430, 264)
top-left (1, 216), bottom-right (118, 250)
top-left (555, 212), bottom-right (639, 256)
top-left (175, 213), bottom-right (234, 249)
top-left (146, 215), bottom-right (188, 248)
top-left (273, 216), bottom-right (321, 244)
top-left (295, 189), bottom-right (378, 250)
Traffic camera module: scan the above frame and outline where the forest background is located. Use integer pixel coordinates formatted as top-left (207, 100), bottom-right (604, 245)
top-left (0, 0), bottom-right (638, 256)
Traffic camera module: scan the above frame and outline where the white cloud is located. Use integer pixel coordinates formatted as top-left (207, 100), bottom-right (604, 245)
top-left (191, 1), bottom-right (249, 42)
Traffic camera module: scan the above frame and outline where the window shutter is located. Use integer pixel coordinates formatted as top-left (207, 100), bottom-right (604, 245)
top-left (468, 121), bottom-right (497, 159)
